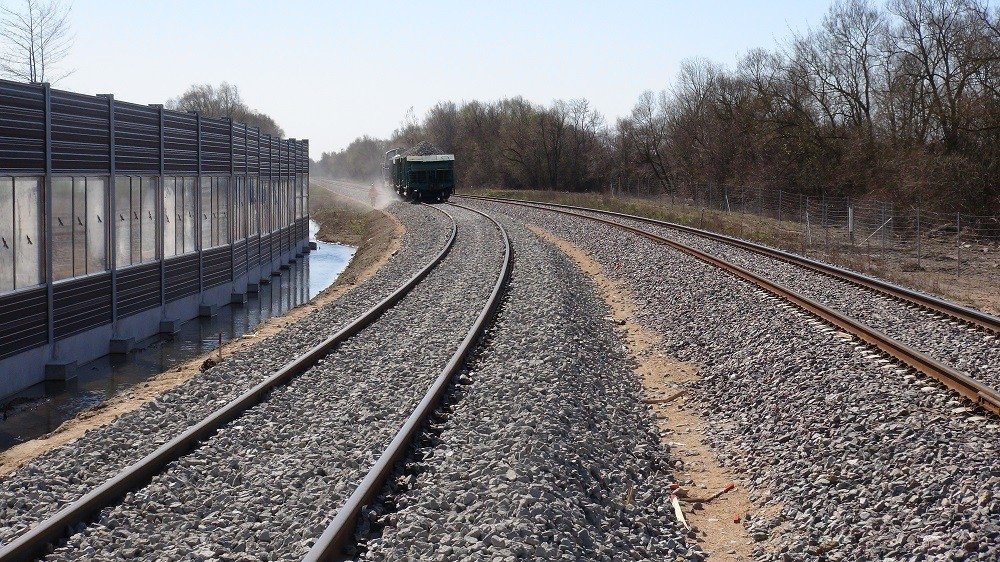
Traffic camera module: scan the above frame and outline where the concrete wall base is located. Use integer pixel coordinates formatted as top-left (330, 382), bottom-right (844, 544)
top-left (109, 338), bottom-right (135, 355)
top-left (44, 360), bottom-right (77, 382)
top-left (159, 319), bottom-right (182, 334)
top-left (0, 239), bottom-right (309, 399)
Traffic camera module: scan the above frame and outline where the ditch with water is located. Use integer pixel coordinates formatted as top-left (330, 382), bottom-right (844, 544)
top-left (0, 221), bottom-right (355, 451)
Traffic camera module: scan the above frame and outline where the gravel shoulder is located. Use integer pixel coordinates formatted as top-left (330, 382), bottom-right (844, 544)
top-left (357, 215), bottom-right (701, 561)
top-left (529, 225), bottom-right (754, 561)
top-left (0, 202), bottom-right (449, 547)
top-left (469, 199), bottom-right (1000, 562)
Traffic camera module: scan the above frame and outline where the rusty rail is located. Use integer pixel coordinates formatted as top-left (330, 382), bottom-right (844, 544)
top-left (462, 195), bottom-right (1000, 334)
top-left (465, 196), bottom-right (1000, 417)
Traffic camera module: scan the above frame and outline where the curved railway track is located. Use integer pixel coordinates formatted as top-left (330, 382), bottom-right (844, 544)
top-left (461, 195), bottom-right (1000, 417)
top-left (0, 203), bottom-right (512, 561)
top-left (304, 203), bottom-right (511, 561)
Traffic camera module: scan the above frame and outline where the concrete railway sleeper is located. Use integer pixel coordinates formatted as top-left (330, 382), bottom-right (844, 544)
top-left (461, 196), bottom-right (1000, 418)
top-left (0, 204), bottom-right (512, 561)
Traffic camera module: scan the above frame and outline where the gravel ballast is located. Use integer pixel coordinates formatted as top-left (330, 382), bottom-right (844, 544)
top-left (470, 200), bottom-right (1000, 561)
top-left (0, 202), bottom-right (451, 547)
top-left (39, 204), bottom-right (507, 561)
top-left (562, 204), bottom-right (1000, 391)
top-left (357, 215), bottom-right (699, 561)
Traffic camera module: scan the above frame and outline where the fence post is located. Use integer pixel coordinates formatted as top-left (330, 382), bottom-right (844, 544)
top-left (915, 208), bottom-right (921, 270)
top-left (724, 187), bottom-right (731, 213)
top-left (956, 212), bottom-right (961, 278)
top-left (879, 202), bottom-right (886, 253)
top-left (805, 196), bottom-right (812, 252)
top-left (823, 197), bottom-right (829, 255)
top-left (800, 194), bottom-right (806, 253)
top-left (43, 83), bottom-right (54, 353)
top-left (848, 205), bottom-right (854, 245)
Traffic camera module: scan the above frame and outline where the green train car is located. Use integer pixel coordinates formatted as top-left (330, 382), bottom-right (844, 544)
top-left (386, 146), bottom-right (455, 202)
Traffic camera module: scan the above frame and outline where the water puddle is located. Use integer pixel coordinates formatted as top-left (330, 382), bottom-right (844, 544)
top-left (0, 221), bottom-right (355, 451)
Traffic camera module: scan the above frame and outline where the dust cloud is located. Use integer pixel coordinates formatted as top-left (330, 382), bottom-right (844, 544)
top-left (312, 177), bottom-right (398, 210)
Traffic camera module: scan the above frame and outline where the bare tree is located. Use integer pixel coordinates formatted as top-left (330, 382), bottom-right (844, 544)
top-left (167, 83), bottom-right (285, 137)
top-left (0, 0), bottom-right (73, 83)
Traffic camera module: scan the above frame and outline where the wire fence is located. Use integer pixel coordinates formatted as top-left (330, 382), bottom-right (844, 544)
top-left (610, 182), bottom-right (1000, 304)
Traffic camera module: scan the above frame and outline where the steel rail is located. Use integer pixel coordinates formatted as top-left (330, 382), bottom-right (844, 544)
top-left (461, 195), bottom-right (1000, 334)
top-left (464, 196), bottom-right (1000, 417)
top-left (0, 205), bottom-right (459, 562)
top-left (304, 203), bottom-right (513, 562)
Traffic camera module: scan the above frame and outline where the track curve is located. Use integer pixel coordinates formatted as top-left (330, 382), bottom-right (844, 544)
top-left (0, 205), bottom-right (460, 562)
top-left (461, 195), bottom-right (1000, 417)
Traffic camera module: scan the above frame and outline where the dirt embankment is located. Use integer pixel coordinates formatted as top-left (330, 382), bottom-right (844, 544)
top-left (309, 180), bottom-right (403, 289)
top-left (0, 187), bottom-right (403, 476)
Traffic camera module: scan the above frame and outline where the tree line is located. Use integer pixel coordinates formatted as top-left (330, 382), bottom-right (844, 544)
top-left (317, 0), bottom-right (1000, 215)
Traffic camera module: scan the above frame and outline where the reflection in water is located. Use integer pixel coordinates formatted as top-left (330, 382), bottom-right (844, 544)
top-left (1, 229), bottom-right (355, 451)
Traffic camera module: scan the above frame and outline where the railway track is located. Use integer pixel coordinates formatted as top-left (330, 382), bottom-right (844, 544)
top-left (461, 195), bottom-right (1000, 417)
top-left (0, 203), bottom-right (511, 561)
top-left (303, 204), bottom-right (510, 561)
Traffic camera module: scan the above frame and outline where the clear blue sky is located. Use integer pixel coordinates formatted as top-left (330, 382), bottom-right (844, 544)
top-left (58, 0), bottom-right (832, 158)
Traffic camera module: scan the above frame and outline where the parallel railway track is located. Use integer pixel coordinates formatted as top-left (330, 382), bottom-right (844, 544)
top-left (0, 203), bottom-right (512, 561)
top-left (462, 195), bottom-right (1000, 417)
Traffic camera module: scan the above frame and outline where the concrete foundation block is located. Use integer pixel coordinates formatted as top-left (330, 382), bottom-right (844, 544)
top-left (109, 337), bottom-right (135, 355)
top-left (198, 304), bottom-right (218, 318)
top-left (247, 282), bottom-right (260, 294)
top-left (44, 359), bottom-right (77, 382)
top-left (159, 319), bottom-right (182, 334)
top-left (230, 292), bottom-right (247, 305)
top-left (280, 263), bottom-right (291, 270)
top-left (270, 271), bottom-right (282, 277)
top-left (308, 241), bottom-right (318, 251)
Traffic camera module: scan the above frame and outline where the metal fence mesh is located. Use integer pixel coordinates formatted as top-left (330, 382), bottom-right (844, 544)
top-left (610, 183), bottom-right (1000, 307)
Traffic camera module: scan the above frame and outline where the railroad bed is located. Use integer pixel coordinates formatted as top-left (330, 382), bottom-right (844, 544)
top-left (463, 197), bottom-right (1000, 561)
top-left (0, 203), bottom-right (516, 561)
top-left (353, 214), bottom-right (696, 561)
top-left (476, 197), bottom-right (1000, 396)
top-left (3, 189), bottom-right (997, 561)
top-left (0, 199), bottom-right (705, 562)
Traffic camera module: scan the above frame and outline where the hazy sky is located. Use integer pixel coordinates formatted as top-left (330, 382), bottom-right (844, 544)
top-left (55, 0), bottom-right (833, 158)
